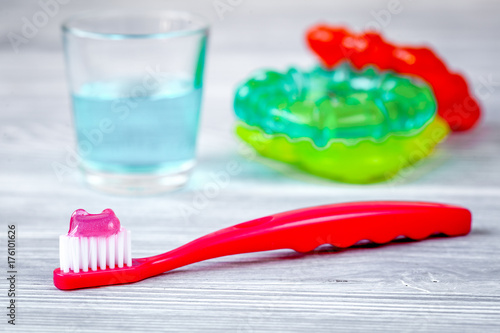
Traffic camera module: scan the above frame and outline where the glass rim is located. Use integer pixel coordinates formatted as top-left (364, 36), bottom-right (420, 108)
top-left (62, 10), bottom-right (209, 40)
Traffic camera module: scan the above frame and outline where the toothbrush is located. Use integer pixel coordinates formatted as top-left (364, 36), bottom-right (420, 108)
top-left (54, 201), bottom-right (471, 290)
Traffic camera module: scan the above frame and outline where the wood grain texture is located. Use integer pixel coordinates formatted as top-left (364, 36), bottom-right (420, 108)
top-left (1, 0), bottom-right (499, 331)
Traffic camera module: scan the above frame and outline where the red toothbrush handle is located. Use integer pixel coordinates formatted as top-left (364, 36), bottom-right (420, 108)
top-left (142, 201), bottom-right (471, 276)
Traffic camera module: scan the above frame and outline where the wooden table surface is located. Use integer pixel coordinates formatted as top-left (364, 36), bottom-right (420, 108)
top-left (1, 0), bottom-right (499, 331)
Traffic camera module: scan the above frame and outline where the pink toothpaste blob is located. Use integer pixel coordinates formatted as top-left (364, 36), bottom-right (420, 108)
top-left (68, 209), bottom-right (121, 238)
top-left (59, 209), bottom-right (132, 273)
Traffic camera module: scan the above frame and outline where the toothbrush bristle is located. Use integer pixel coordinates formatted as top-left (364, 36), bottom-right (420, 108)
top-left (59, 228), bottom-right (132, 273)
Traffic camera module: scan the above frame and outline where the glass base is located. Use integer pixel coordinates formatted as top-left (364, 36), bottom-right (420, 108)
top-left (81, 163), bottom-right (194, 195)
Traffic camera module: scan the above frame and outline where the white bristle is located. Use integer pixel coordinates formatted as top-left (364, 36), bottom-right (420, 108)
top-left (71, 237), bottom-right (80, 273)
top-left (107, 235), bottom-right (115, 269)
top-left (116, 230), bottom-right (124, 268)
top-left (59, 235), bottom-right (70, 273)
top-left (59, 229), bottom-right (132, 273)
top-left (80, 237), bottom-right (89, 272)
top-left (89, 237), bottom-right (97, 271)
top-left (98, 236), bottom-right (107, 270)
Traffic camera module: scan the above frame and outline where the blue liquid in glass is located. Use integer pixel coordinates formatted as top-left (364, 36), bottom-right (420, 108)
top-left (72, 79), bottom-right (202, 174)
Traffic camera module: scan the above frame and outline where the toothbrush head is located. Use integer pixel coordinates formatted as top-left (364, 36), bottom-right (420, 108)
top-left (56, 209), bottom-right (133, 289)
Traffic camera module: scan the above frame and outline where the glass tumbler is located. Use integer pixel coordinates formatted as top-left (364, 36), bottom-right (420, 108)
top-left (62, 11), bottom-right (208, 194)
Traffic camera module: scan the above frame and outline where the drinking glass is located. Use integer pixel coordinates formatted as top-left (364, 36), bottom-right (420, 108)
top-left (62, 10), bottom-right (208, 194)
